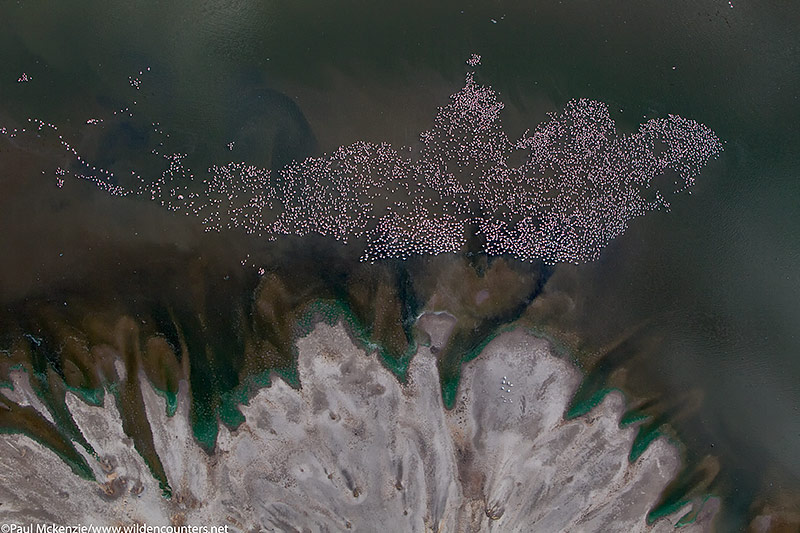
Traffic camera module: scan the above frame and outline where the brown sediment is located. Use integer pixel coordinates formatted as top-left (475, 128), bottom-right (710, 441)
top-left (142, 336), bottom-right (181, 403)
top-left (346, 263), bottom-right (410, 364)
top-left (2, 235), bottom-right (784, 527)
top-left (250, 271), bottom-right (311, 375)
top-left (0, 317), bottom-right (99, 460)
top-left (409, 254), bottom-right (546, 406)
top-left (83, 315), bottom-right (172, 493)
top-left (0, 391), bottom-right (92, 479)
top-left (748, 491), bottom-right (800, 533)
top-left (519, 272), bottom-right (800, 529)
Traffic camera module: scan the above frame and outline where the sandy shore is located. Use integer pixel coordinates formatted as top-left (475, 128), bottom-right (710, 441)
top-left (0, 320), bottom-right (717, 531)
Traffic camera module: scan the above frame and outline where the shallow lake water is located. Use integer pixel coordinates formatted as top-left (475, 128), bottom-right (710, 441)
top-left (1, 1), bottom-right (798, 530)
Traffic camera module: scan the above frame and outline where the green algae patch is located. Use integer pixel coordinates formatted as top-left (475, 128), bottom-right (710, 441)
top-left (0, 425), bottom-right (96, 481)
top-left (106, 383), bottom-right (173, 499)
top-left (566, 387), bottom-right (618, 420)
top-left (562, 350), bottom-right (619, 421)
top-left (189, 296), bottom-right (416, 448)
top-left (298, 299), bottom-right (416, 382)
top-left (619, 408), bottom-right (651, 428)
top-left (30, 368), bottom-right (97, 458)
top-left (646, 496), bottom-right (691, 525)
top-left (64, 384), bottom-right (104, 407)
top-left (676, 506), bottom-right (700, 527)
top-left (647, 483), bottom-right (716, 528)
top-left (673, 495), bottom-right (714, 527)
top-left (0, 392), bottom-right (97, 483)
top-left (297, 299), bottom-right (355, 337)
top-left (438, 324), bottom-right (516, 410)
top-left (156, 387), bottom-right (178, 418)
top-left (274, 363), bottom-right (301, 390)
top-left (0, 363), bottom-right (26, 390)
top-left (647, 456), bottom-right (718, 528)
top-left (219, 390), bottom-right (248, 429)
top-left (0, 366), bottom-right (100, 482)
top-left (192, 404), bottom-right (220, 453)
top-left (436, 323), bottom-right (573, 410)
top-left (252, 371), bottom-right (273, 388)
top-left (440, 371), bottom-right (461, 411)
top-left (630, 421), bottom-right (665, 462)
top-left (378, 344), bottom-right (416, 384)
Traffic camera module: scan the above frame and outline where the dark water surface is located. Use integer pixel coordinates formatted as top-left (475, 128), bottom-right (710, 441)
top-left (1, 1), bottom-right (798, 530)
